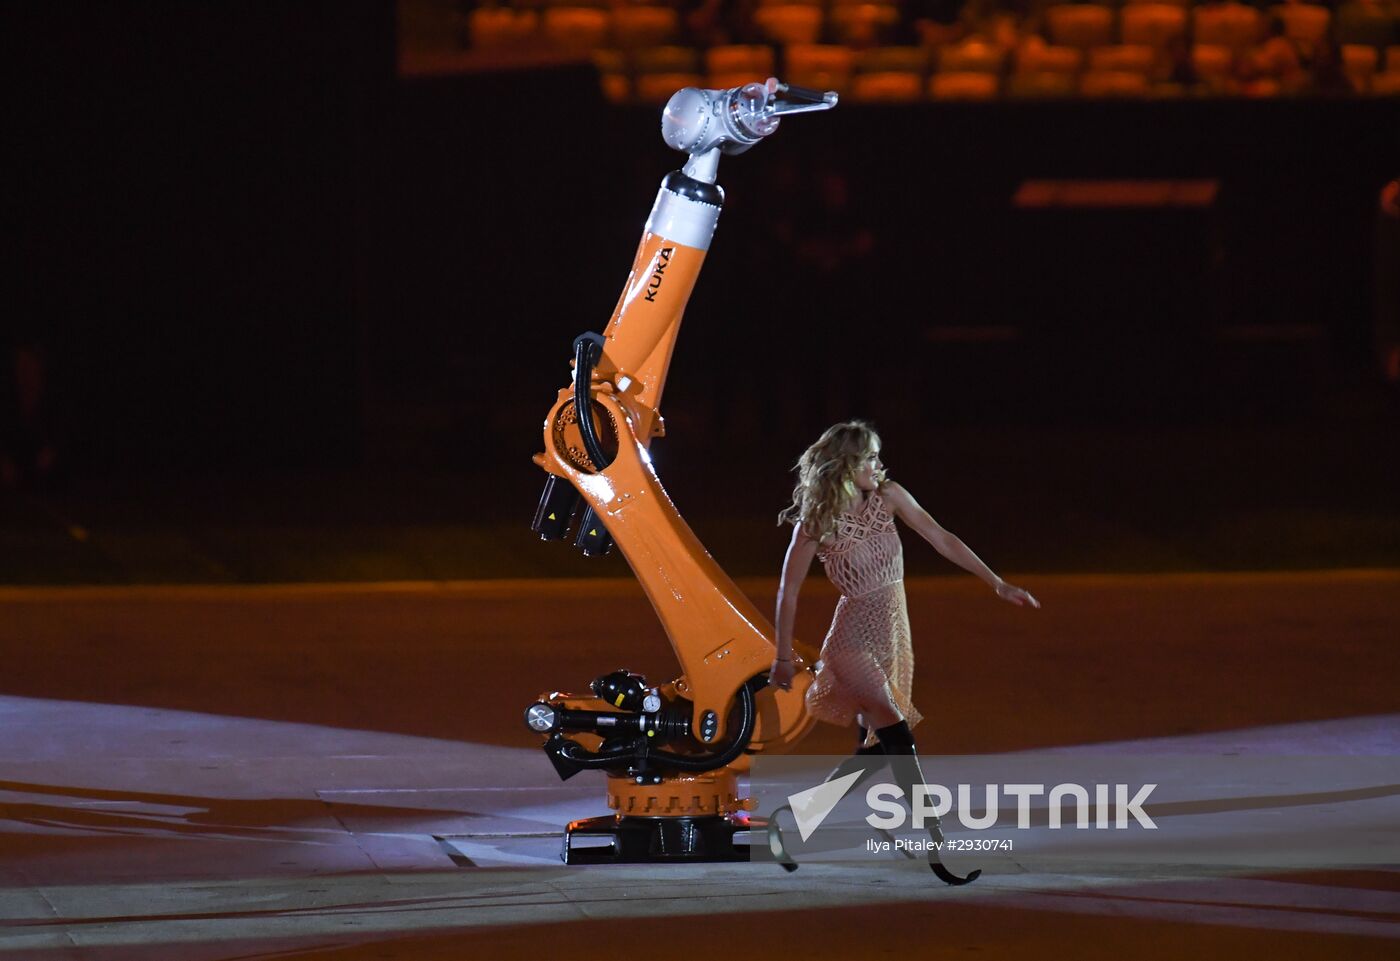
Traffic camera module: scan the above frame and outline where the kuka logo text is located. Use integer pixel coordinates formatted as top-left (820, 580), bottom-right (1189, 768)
top-left (644, 247), bottom-right (674, 302)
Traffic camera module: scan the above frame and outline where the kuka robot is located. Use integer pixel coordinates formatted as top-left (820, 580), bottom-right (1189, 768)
top-left (523, 81), bottom-right (977, 884)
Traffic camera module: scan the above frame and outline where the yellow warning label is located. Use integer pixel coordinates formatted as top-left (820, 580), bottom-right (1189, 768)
top-left (548, 512), bottom-right (556, 520)
top-left (614, 693), bottom-right (625, 707)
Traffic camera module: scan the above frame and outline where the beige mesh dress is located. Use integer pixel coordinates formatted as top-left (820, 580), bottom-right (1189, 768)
top-left (804, 488), bottom-right (924, 749)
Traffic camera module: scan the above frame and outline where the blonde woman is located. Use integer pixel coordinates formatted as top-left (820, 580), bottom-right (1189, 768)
top-left (767, 420), bottom-right (1039, 882)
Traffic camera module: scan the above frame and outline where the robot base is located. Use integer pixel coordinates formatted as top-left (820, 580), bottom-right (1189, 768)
top-left (562, 813), bottom-right (754, 864)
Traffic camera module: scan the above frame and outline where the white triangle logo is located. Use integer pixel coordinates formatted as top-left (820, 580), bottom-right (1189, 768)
top-left (787, 770), bottom-right (864, 842)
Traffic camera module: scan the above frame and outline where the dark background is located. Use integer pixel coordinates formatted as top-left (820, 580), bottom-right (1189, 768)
top-left (6, 1), bottom-right (1400, 582)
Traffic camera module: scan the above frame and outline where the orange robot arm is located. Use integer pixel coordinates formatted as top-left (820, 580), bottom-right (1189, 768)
top-left (524, 82), bottom-right (838, 861)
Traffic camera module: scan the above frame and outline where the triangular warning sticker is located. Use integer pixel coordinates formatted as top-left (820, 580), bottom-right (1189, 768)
top-left (589, 529), bottom-right (598, 536)
top-left (548, 513), bottom-right (557, 520)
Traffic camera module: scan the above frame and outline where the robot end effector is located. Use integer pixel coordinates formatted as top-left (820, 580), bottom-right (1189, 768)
top-left (662, 79), bottom-right (838, 184)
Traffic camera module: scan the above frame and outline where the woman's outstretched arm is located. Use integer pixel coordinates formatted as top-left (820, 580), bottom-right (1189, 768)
top-left (770, 524), bottom-right (819, 690)
top-left (882, 481), bottom-right (1040, 608)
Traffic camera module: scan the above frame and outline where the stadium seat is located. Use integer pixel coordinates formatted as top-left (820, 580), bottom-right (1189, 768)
top-left (1270, 4), bottom-right (1331, 56)
top-left (592, 49), bottom-right (630, 103)
top-left (707, 44), bottom-right (776, 74)
top-left (1342, 43), bottom-right (1380, 91)
top-left (1016, 42), bottom-right (1083, 75)
top-left (1080, 69), bottom-right (1151, 95)
top-left (785, 44), bottom-right (856, 91)
top-left (1335, 1), bottom-right (1400, 47)
top-left (829, 4), bottom-right (902, 46)
top-left (634, 45), bottom-right (701, 74)
top-left (542, 7), bottom-right (610, 52)
top-left (1089, 44), bottom-right (1155, 74)
top-left (753, 5), bottom-right (824, 46)
top-left (1193, 2), bottom-right (1264, 54)
top-left (1006, 70), bottom-right (1078, 96)
top-left (706, 45), bottom-right (776, 90)
top-left (635, 71), bottom-right (705, 102)
top-left (929, 72), bottom-right (1000, 98)
top-left (1192, 43), bottom-right (1236, 93)
top-left (852, 71), bottom-right (924, 101)
top-left (611, 6), bottom-right (679, 48)
top-left (1045, 5), bottom-right (1115, 50)
top-left (1120, 4), bottom-right (1187, 50)
top-left (469, 8), bottom-right (539, 50)
top-left (856, 46), bottom-right (929, 73)
top-left (940, 40), bottom-right (1008, 74)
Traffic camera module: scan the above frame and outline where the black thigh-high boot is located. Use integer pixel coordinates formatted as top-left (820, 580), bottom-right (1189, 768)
top-left (766, 727), bottom-right (889, 872)
top-left (874, 720), bottom-right (981, 885)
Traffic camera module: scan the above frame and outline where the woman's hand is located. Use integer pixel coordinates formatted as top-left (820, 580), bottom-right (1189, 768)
top-left (768, 657), bottom-right (797, 691)
top-left (995, 580), bottom-right (1041, 609)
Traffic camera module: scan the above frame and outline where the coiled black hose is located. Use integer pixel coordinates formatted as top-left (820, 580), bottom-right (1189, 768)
top-left (648, 677), bottom-right (761, 771)
top-left (572, 333), bottom-right (611, 472)
top-left (555, 677), bottom-right (762, 773)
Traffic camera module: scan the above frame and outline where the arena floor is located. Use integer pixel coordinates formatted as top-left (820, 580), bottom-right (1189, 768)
top-left (1, 572), bottom-right (1397, 958)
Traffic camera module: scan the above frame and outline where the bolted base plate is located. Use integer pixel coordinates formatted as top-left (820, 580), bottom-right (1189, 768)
top-left (562, 812), bottom-right (755, 864)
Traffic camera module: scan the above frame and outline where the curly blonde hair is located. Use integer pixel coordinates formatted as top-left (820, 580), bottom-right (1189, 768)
top-left (778, 420), bottom-right (882, 542)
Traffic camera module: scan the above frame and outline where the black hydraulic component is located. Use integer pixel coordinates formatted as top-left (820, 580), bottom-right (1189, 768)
top-left (532, 474), bottom-right (581, 541)
top-left (530, 675), bottom-right (763, 779)
top-left (591, 669), bottom-right (649, 710)
top-left (547, 672), bottom-right (767, 864)
top-left (574, 506), bottom-right (614, 557)
top-left (543, 733), bottom-right (587, 781)
top-left (524, 702), bottom-right (691, 742)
